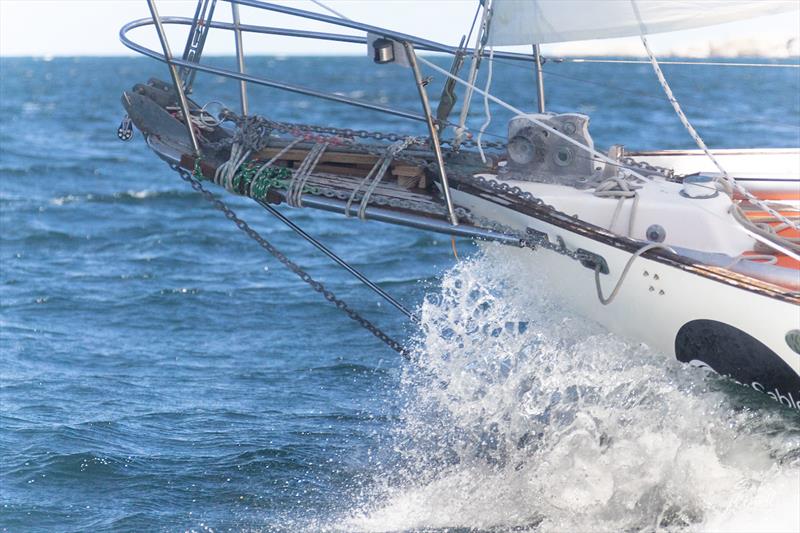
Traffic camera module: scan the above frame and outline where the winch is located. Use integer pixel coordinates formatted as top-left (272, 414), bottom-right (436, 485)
top-left (501, 113), bottom-right (596, 186)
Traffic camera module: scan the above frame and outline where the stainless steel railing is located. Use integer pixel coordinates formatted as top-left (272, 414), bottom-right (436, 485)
top-left (122, 0), bottom-right (529, 224)
top-left (120, 0), bottom-right (539, 128)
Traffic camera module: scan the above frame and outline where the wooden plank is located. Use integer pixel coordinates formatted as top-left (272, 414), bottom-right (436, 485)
top-left (392, 164), bottom-right (424, 177)
top-left (314, 164), bottom-right (372, 178)
top-left (180, 151), bottom-right (430, 196)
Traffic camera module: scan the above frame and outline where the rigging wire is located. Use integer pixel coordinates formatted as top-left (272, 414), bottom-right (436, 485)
top-left (639, 30), bottom-right (800, 233)
top-left (455, 0), bottom-right (493, 148)
top-left (416, 54), bottom-right (653, 183)
top-left (464, 0), bottom-right (482, 50)
top-left (477, 47), bottom-right (495, 164)
top-left (309, 0), bottom-right (349, 20)
top-left (417, 53), bottom-right (800, 260)
top-left (481, 55), bottom-right (800, 131)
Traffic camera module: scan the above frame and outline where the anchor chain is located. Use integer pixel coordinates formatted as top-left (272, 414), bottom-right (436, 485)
top-left (185, 114), bottom-right (676, 306)
top-left (621, 156), bottom-right (675, 179)
top-left (171, 161), bottom-right (410, 358)
top-left (210, 126), bottom-right (607, 268)
top-left (209, 112), bottom-right (507, 153)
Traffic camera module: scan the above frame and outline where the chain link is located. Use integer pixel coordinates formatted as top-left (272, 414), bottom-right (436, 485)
top-left (208, 122), bottom-right (597, 267)
top-left (452, 174), bottom-right (597, 264)
top-left (172, 162), bottom-right (410, 358)
top-left (210, 111), bottom-right (506, 152)
top-left (197, 113), bottom-right (620, 288)
top-left (621, 156), bottom-right (675, 179)
top-left (169, 146), bottom-right (613, 357)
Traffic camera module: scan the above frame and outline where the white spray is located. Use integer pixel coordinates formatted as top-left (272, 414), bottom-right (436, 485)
top-left (344, 246), bottom-right (800, 532)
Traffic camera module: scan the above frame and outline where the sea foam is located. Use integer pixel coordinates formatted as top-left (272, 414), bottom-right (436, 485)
top-left (343, 246), bottom-right (800, 532)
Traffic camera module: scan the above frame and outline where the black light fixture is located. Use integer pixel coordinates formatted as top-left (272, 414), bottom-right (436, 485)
top-left (372, 38), bottom-right (395, 64)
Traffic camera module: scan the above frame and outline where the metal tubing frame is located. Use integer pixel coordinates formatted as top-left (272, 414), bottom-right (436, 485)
top-left (298, 195), bottom-right (526, 248)
top-left (533, 44), bottom-right (546, 113)
top-left (231, 0), bottom-right (450, 53)
top-left (120, 12), bottom-right (542, 66)
top-left (146, 0), bottom-right (202, 156)
top-left (403, 41), bottom-right (459, 227)
top-left (121, 18), bottom-right (429, 124)
top-left (256, 200), bottom-right (418, 322)
top-left (120, 14), bottom-right (543, 69)
top-left (231, 2), bottom-right (249, 116)
top-left (119, 0), bottom-right (546, 128)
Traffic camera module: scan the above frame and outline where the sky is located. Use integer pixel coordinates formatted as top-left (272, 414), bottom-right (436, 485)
top-left (0, 0), bottom-right (798, 58)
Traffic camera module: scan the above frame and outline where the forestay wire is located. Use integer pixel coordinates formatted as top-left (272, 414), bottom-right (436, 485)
top-left (633, 19), bottom-right (800, 232)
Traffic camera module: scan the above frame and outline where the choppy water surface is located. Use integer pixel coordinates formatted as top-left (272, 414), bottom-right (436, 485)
top-left (1, 56), bottom-right (799, 532)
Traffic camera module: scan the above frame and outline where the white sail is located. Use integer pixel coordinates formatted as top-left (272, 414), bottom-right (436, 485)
top-left (487, 0), bottom-right (799, 46)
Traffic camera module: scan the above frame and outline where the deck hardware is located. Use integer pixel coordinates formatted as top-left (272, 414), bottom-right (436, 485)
top-left (372, 38), bottom-right (395, 64)
top-left (436, 36), bottom-right (467, 130)
top-left (646, 224), bottom-right (666, 242)
top-left (576, 249), bottom-right (609, 275)
top-left (117, 114), bottom-right (134, 141)
top-left (680, 174), bottom-right (719, 199)
top-left (524, 228), bottom-right (548, 247)
top-left (525, 230), bottom-right (609, 275)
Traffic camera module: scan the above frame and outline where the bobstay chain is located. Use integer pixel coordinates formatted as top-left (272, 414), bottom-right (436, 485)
top-left (172, 161), bottom-right (412, 359)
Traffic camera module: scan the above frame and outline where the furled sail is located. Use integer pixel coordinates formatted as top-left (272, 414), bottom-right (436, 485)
top-left (487, 0), bottom-right (799, 46)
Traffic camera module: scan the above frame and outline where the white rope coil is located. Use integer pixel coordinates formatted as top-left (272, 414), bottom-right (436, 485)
top-left (594, 176), bottom-right (642, 237)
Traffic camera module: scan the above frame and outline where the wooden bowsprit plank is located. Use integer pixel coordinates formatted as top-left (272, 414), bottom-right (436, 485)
top-left (255, 144), bottom-right (429, 188)
top-left (177, 154), bottom-right (442, 210)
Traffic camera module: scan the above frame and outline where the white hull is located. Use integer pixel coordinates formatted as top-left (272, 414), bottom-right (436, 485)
top-left (455, 188), bottom-right (800, 410)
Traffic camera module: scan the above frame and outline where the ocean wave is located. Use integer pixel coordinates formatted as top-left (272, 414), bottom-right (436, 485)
top-left (50, 189), bottom-right (196, 206)
top-left (343, 246), bottom-right (800, 532)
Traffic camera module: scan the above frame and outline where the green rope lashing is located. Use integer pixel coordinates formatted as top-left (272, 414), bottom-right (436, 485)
top-left (234, 160), bottom-right (320, 198)
top-left (192, 157), bottom-right (205, 180)
top-left (192, 157), bottom-right (318, 201)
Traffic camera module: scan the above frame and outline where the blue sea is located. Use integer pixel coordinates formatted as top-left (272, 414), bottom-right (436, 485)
top-left (1, 55), bottom-right (799, 532)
